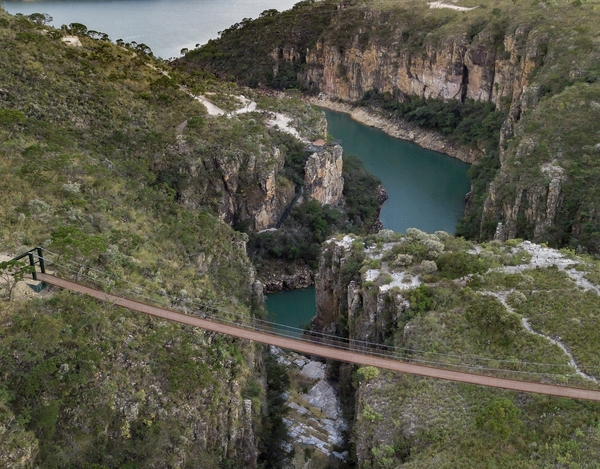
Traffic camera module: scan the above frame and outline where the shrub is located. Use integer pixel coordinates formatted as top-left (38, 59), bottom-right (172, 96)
top-left (356, 366), bottom-right (380, 382)
top-left (475, 398), bottom-right (520, 439)
top-left (436, 252), bottom-right (494, 279)
top-left (465, 295), bottom-right (520, 345)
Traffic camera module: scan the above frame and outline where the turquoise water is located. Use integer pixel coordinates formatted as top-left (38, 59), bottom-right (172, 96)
top-left (324, 109), bottom-right (472, 234)
top-left (264, 286), bottom-right (316, 337)
top-left (1, 0), bottom-right (298, 59)
top-left (266, 112), bottom-right (471, 328)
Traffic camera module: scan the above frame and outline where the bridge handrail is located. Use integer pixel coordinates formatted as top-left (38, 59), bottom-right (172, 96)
top-left (10, 246), bottom-right (45, 281)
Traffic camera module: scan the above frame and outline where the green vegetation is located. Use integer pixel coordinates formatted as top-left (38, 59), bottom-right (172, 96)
top-left (184, 1), bottom-right (339, 89)
top-left (360, 91), bottom-right (505, 152)
top-left (321, 231), bottom-right (600, 467)
top-left (257, 354), bottom-right (291, 469)
top-left (0, 292), bottom-right (250, 467)
top-left (488, 82), bottom-right (600, 252)
top-left (248, 153), bottom-right (381, 272)
top-left (187, 0), bottom-right (600, 254)
top-left (0, 8), bottom-right (332, 466)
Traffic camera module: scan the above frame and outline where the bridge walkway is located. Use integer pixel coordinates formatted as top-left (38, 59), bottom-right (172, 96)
top-left (37, 272), bottom-right (600, 402)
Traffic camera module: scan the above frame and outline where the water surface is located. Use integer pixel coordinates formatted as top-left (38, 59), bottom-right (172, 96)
top-left (2, 0), bottom-right (299, 58)
top-left (324, 109), bottom-right (471, 234)
top-left (265, 287), bottom-right (315, 337)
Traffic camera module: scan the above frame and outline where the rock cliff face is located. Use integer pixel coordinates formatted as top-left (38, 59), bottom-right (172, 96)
top-left (314, 233), bottom-right (412, 345)
top-left (181, 145), bottom-right (296, 232)
top-left (303, 144), bottom-right (344, 206)
top-left (312, 230), bottom-right (600, 467)
top-left (285, 11), bottom-right (597, 250)
top-left (267, 8), bottom-right (590, 247)
top-left (296, 22), bottom-right (538, 113)
top-left (182, 130), bottom-right (344, 232)
top-left (190, 0), bottom-right (600, 251)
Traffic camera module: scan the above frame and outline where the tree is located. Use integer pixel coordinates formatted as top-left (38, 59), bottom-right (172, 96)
top-left (15, 32), bottom-right (37, 45)
top-left (27, 13), bottom-right (52, 26)
top-left (67, 22), bottom-right (88, 36)
top-left (0, 108), bottom-right (25, 140)
top-left (0, 260), bottom-right (33, 301)
top-left (135, 43), bottom-right (153, 56)
top-left (88, 30), bottom-right (110, 41)
top-left (50, 226), bottom-right (107, 264)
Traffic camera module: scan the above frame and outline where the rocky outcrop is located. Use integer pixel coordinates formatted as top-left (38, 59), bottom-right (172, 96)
top-left (270, 347), bottom-right (348, 463)
top-left (261, 263), bottom-right (314, 293)
top-left (182, 126), bottom-right (343, 233)
top-left (313, 235), bottom-right (356, 333)
top-left (303, 144), bottom-right (344, 206)
top-left (182, 145), bottom-right (296, 232)
top-left (314, 233), bottom-right (416, 343)
top-left (487, 162), bottom-right (567, 243)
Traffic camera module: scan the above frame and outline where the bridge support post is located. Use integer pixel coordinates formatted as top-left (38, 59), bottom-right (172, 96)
top-left (27, 251), bottom-right (37, 281)
top-left (36, 247), bottom-right (46, 274)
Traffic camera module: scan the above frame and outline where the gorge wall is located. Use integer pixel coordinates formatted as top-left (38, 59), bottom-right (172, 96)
top-left (276, 7), bottom-right (600, 251)
top-left (312, 229), bottom-right (600, 467)
top-left (177, 107), bottom-right (345, 233)
top-left (190, 0), bottom-right (600, 252)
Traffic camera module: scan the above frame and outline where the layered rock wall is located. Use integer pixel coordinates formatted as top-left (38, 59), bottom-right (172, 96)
top-left (298, 26), bottom-right (539, 114)
top-left (182, 145), bottom-right (296, 232)
top-left (183, 140), bottom-right (344, 233)
top-left (303, 144), bottom-right (344, 206)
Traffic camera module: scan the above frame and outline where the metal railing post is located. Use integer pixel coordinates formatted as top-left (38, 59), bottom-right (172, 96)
top-left (27, 251), bottom-right (37, 281)
top-left (36, 247), bottom-right (45, 273)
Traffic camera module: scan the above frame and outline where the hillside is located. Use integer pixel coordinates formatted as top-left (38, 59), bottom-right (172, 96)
top-left (0, 8), bottom-right (276, 468)
top-left (3, 4), bottom-right (600, 468)
top-left (315, 230), bottom-right (600, 467)
top-left (0, 8), bottom-right (356, 467)
top-left (185, 0), bottom-right (600, 254)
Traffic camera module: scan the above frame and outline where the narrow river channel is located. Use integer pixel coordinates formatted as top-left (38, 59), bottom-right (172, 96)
top-left (267, 109), bottom-right (471, 327)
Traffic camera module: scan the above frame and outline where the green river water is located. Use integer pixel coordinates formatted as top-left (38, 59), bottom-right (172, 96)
top-left (324, 109), bottom-right (472, 234)
top-left (267, 110), bottom-right (471, 328)
top-left (264, 286), bottom-right (316, 338)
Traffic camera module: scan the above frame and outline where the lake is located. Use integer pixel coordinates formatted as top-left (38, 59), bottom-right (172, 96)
top-left (1, 0), bottom-right (299, 59)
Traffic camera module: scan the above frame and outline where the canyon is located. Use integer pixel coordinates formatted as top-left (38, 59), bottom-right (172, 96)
top-left (190, 0), bottom-right (600, 253)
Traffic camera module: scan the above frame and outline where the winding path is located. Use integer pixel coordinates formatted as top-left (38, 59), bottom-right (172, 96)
top-left (37, 273), bottom-right (600, 402)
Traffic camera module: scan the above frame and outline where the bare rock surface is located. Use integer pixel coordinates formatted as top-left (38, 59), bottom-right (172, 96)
top-left (270, 347), bottom-right (348, 463)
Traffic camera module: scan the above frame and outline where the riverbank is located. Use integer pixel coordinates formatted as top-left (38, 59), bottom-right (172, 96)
top-left (306, 96), bottom-right (482, 164)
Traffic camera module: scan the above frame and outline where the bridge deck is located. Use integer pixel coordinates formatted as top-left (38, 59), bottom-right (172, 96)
top-left (37, 273), bottom-right (600, 402)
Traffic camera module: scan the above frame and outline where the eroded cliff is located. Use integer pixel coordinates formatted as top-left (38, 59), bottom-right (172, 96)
top-left (313, 229), bottom-right (600, 467)
top-left (188, 0), bottom-right (600, 252)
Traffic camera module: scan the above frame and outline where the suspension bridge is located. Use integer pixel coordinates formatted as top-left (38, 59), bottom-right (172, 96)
top-left (9, 248), bottom-right (600, 402)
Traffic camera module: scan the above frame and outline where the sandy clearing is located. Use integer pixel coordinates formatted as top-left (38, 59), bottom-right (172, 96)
top-left (192, 94), bottom-right (226, 116)
top-left (266, 112), bottom-right (307, 142)
top-left (428, 2), bottom-right (477, 11)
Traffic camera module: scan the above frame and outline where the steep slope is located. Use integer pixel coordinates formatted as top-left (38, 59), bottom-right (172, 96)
top-left (185, 0), bottom-right (600, 253)
top-left (314, 230), bottom-right (600, 467)
top-left (0, 9), bottom-right (305, 467)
